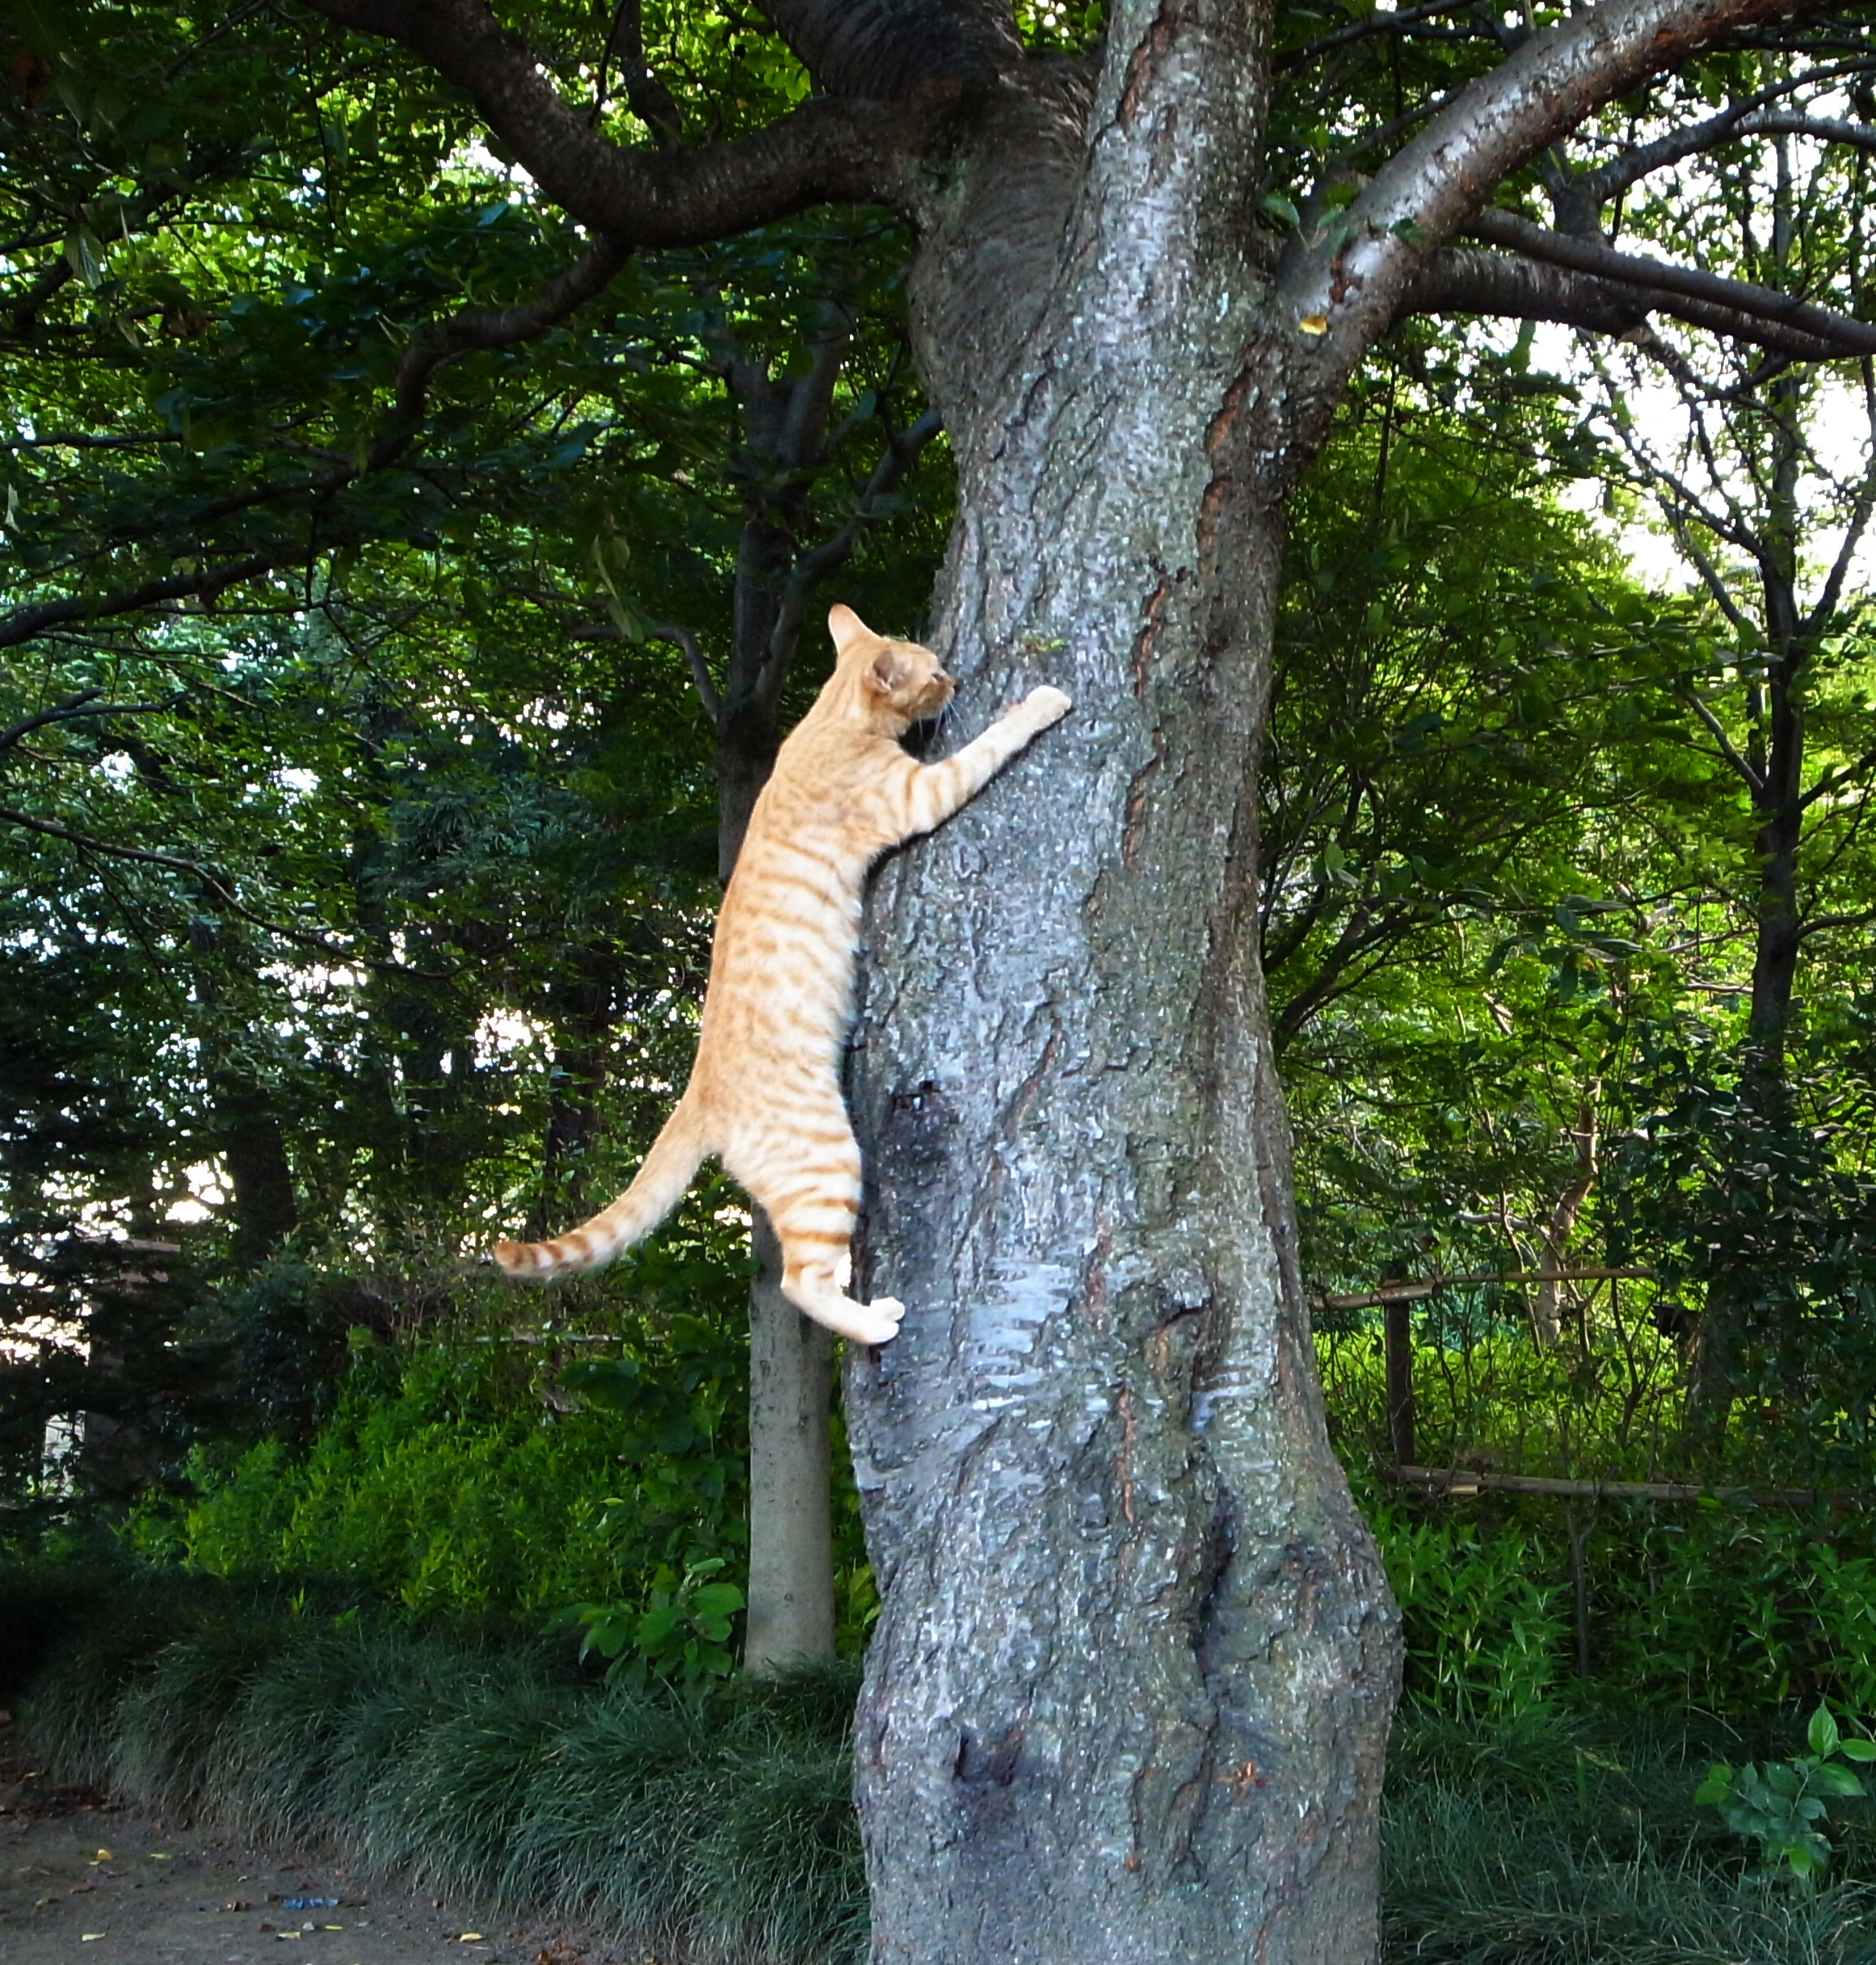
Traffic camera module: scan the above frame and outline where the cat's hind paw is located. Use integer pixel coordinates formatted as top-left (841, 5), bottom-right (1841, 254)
top-left (789, 1285), bottom-right (905, 1346)
top-left (852, 1295), bottom-right (906, 1346)
top-left (1024, 685), bottom-right (1072, 727)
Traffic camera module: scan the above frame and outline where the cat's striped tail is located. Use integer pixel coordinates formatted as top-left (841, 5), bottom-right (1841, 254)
top-left (493, 1098), bottom-right (707, 1279)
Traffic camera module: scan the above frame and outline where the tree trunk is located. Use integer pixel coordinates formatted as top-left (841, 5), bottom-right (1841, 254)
top-left (713, 332), bottom-right (848, 1666)
top-left (745, 1211), bottom-right (837, 1669)
top-left (843, 15), bottom-right (1399, 1958)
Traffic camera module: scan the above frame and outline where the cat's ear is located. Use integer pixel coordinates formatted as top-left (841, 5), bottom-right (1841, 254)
top-left (865, 646), bottom-right (914, 696)
top-left (827, 603), bottom-right (873, 656)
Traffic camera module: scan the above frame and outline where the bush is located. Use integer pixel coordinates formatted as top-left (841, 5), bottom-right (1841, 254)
top-left (129, 1263), bottom-right (756, 1638)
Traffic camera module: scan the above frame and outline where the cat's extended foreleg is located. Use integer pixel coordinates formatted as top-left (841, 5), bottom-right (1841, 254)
top-left (899, 684), bottom-right (1070, 837)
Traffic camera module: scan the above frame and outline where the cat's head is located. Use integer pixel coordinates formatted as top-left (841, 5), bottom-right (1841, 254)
top-left (828, 604), bottom-right (954, 726)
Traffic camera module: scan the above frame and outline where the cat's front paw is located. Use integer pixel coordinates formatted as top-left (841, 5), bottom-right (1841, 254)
top-left (1022, 685), bottom-right (1072, 728)
top-left (851, 1296), bottom-right (906, 1347)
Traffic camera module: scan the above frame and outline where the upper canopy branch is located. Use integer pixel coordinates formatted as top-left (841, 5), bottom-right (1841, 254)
top-left (1573, 59), bottom-right (1876, 201)
top-left (1281, 0), bottom-right (1840, 389)
top-left (753, 0), bottom-right (1023, 99)
top-left (1467, 208), bottom-right (1876, 356)
top-left (299, 0), bottom-right (962, 239)
top-left (1397, 243), bottom-right (1856, 359)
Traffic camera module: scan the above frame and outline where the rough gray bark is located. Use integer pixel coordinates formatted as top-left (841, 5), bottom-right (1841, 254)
top-left (842, 10), bottom-right (1397, 1959)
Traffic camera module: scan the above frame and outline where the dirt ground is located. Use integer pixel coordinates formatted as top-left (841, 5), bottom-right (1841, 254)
top-left (0, 1715), bottom-right (635, 1965)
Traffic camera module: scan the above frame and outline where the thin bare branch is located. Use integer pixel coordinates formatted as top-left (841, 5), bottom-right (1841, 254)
top-left (754, 405), bottom-right (944, 714)
top-left (0, 802), bottom-right (460, 973)
top-left (1798, 734), bottom-right (1876, 809)
top-left (648, 621), bottom-right (721, 720)
top-left (1575, 59), bottom-right (1876, 202)
top-left (1682, 688), bottom-right (1766, 791)
top-left (596, 0), bottom-right (684, 145)
top-left (1277, 0), bottom-right (1480, 74)
top-left (0, 556), bottom-right (278, 653)
top-left (0, 232), bottom-right (631, 650)
top-left (0, 431), bottom-right (182, 452)
top-left (0, 692), bottom-right (179, 755)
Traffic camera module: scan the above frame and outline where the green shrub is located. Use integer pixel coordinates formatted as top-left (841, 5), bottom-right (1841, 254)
top-left (132, 1267), bottom-right (755, 1643)
top-left (1374, 1505), bottom-right (1569, 1720)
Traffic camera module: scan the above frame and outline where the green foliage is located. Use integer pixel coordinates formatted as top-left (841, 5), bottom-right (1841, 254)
top-left (1697, 1706), bottom-right (1876, 1886)
top-left (1608, 1009), bottom-right (1876, 1483)
top-left (564, 1553), bottom-right (747, 1695)
top-left (1376, 1504), bottom-right (1568, 1721)
top-left (14, 1561), bottom-right (1876, 1964)
top-left (128, 1215), bottom-right (756, 1630)
top-left (0, 0), bottom-right (950, 1513)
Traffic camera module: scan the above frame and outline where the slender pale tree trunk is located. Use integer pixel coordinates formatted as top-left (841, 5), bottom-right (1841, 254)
top-left (843, 12), bottom-right (1398, 1958)
top-left (746, 1213), bottom-right (836, 1665)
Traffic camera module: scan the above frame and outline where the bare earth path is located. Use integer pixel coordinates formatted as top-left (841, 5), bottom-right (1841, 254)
top-left (0, 1717), bottom-right (628, 1965)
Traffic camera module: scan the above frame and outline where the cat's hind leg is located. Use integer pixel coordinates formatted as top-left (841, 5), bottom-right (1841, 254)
top-left (729, 1122), bottom-right (903, 1348)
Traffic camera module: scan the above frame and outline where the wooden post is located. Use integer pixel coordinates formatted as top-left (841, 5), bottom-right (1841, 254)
top-left (1383, 1264), bottom-right (1415, 1469)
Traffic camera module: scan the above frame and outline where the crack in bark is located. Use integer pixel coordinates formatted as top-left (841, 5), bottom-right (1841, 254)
top-left (1117, 0), bottom-right (1197, 129)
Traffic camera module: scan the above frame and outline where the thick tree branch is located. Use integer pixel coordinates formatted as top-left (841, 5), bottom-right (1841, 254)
top-left (1469, 208), bottom-right (1876, 356)
top-left (300, 0), bottom-right (958, 237)
top-left (0, 558), bottom-right (278, 653)
top-left (1397, 243), bottom-right (1858, 359)
top-left (0, 692), bottom-right (177, 755)
top-left (1285, 0), bottom-right (1843, 382)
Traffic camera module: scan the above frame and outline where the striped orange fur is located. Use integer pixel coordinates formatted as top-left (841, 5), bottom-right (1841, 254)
top-left (493, 603), bottom-right (1071, 1345)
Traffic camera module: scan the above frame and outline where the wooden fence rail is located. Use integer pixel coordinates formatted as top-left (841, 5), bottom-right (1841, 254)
top-left (1391, 1464), bottom-right (1863, 1509)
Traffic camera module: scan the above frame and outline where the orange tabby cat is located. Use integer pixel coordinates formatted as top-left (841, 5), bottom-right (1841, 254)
top-left (494, 603), bottom-right (1071, 1345)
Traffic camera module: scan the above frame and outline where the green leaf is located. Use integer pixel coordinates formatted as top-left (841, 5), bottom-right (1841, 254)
top-left (634, 1604), bottom-right (684, 1648)
top-left (1260, 193), bottom-right (1301, 229)
top-left (689, 1581), bottom-right (745, 1618)
top-left (63, 227), bottom-right (104, 289)
top-left (1809, 1704), bottom-right (1840, 1757)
